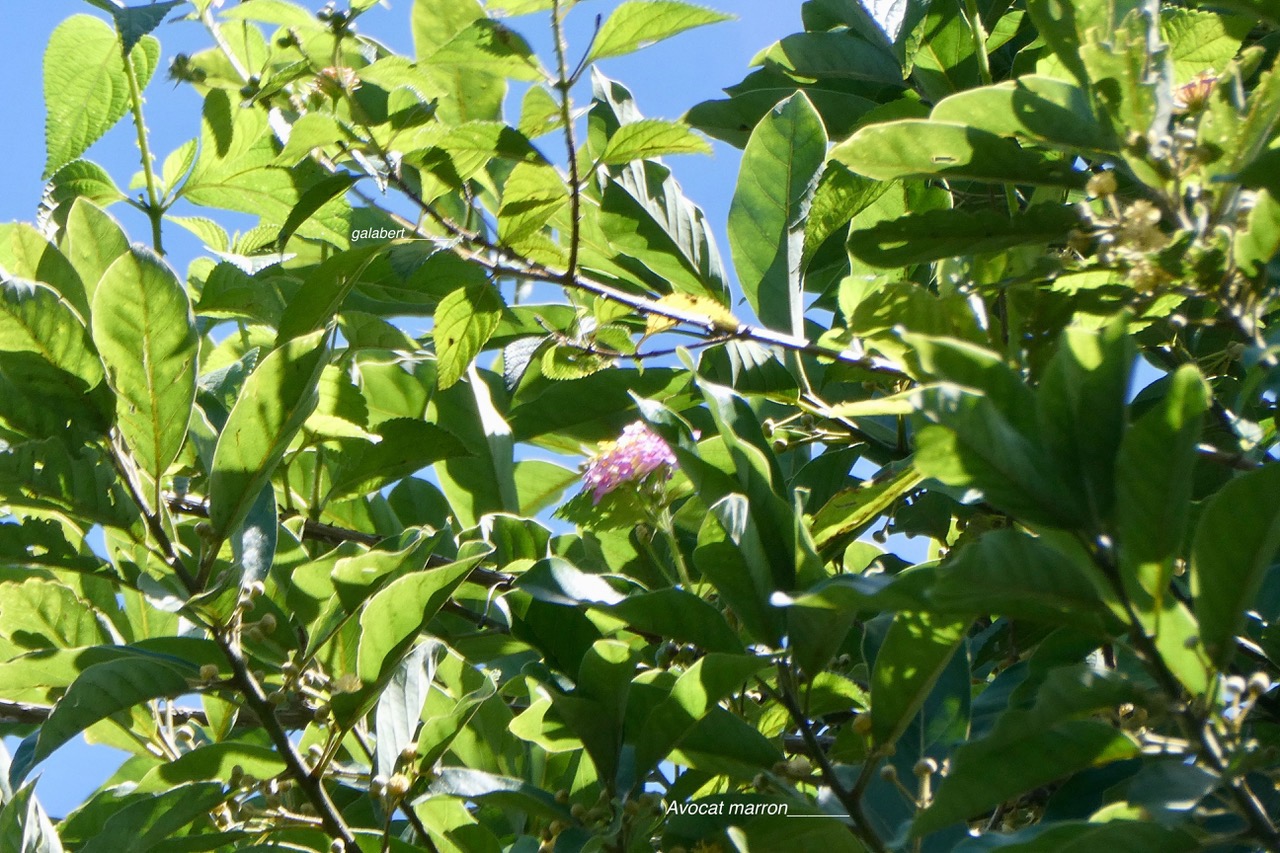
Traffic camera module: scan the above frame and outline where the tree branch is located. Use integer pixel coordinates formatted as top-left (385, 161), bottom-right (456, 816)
top-left (773, 665), bottom-right (887, 853)
top-left (550, 0), bottom-right (583, 285)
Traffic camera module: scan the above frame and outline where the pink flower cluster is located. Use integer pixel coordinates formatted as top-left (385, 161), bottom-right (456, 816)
top-left (582, 422), bottom-right (677, 504)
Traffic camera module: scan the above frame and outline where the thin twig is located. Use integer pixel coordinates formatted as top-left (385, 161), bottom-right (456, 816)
top-left (551, 0), bottom-right (583, 285)
top-left (773, 665), bottom-right (888, 853)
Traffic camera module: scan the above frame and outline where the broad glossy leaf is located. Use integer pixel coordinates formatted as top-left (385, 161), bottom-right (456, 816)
top-left (587, 1), bottom-right (733, 62)
top-left (0, 276), bottom-right (102, 388)
top-left (931, 77), bottom-right (1117, 153)
top-left (133, 743), bottom-right (285, 794)
top-left (728, 93), bottom-right (826, 332)
top-left (433, 283), bottom-right (504, 389)
top-left (231, 483), bottom-right (276, 591)
top-left (356, 547), bottom-right (492, 684)
top-left (914, 721), bottom-right (1140, 836)
top-left (809, 466), bottom-right (925, 549)
top-left (606, 589), bottom-right (743, 653)
top-left (327, 419), bottom-right (469, 503)
top-left (61, 200), bottom-right (129, 302)
top-left (375, 639), bottom-right (443, 778)
top-left (10, 656), bottom-right (195, 784)
top-left (831, 120), bottom-right (1088, 187)
top-left (634, 654), bottom-right (767, 777)
top-left (78, 782), bottom-right (225, 853)
top-left (43, 17), bottom-right (159, 177)
top-left (1191, 462), bottom-right (1280, 666)
top-left (848, 204), bottom-right (1080, 267)
top-left (929, 530), bottom-right (1118, 631)
top-left (0, 580), bottom-right (107, 651)
top-left (1035, 320), bottom-right (1134, 527)
top-left (1116, 365), bottom-right (1209, 608)
top-left (0, 781), bottom-right (63, 853)
top-left (0, 223), bottom-right (90, 318)
top-left (870, 612), bottom-right (969, 748)
top-left (92, 247), bottom-right (198, 486)
top-left (600, 119), bottom-right (712, 164)
top-left (914, 386), bottom-right (1085, 528)
top-left (426, 768), bottom-right (571, 821)
top-left (953, 821), bottom-right (1198, 853)
top-left (208, 330), bottom-right (330, 541)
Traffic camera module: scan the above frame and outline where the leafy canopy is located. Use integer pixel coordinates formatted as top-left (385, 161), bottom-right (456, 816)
top-left (3, 0), bottom-right (1280, 851)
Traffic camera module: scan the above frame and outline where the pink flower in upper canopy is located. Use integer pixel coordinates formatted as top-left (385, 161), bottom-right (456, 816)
top-left (582, 421), bottom-right (678, 504)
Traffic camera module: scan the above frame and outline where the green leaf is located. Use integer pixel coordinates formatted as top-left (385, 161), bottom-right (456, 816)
top-left (0, 780), bottom-right (63, 853)
top-left (1163, 9), bottom-right (1251, 85)
top-left (276, 245), bottom-right (386, 342)
top-left (231, 483), bottom-right (276, 591)
top-left (430, 20), bottom-right (545, 82)
top-left (0, 580), bottom-right (107, 651)
top-left (600, 119), bottom-right (711, 165)
top-left (43, 16), bottom-right (158, 177)
top-left (929, 530), bottom-right (1118, 632)
top-left (606, 589), bottom-right (743, 654)
top-left (1035, 320), bottom-right (1134, 527)
top-left (830, 120), bottom-right (1089, 187)
top-left (134, 743), bottom-right (285, 794)
top-left (634, 654), bottom-right (767, 780)
top-left (92, 247), bottom-right (198, 487)
top-left (277, 173), bottom-right (358, 250)
top-left (931, 77), bottom-right (1117, 153)
top-left (1191, 462), bottom-right (1280, 666)
top-left (914, 721), bottom-right (1140, 836)
top-left (1116, 365), bottom-right (1210, 609)
top-left (356, 548), bottom-right (492, 685)
top-left (62, 199), bottom-right (130, 302)
top-left (326, 419), bottom-right (470, 503)
top-left (10, 656), bottom-right (195, 784)
top-left (952, 821), bottom-right (1198, 853)
top-left (78, 782), bottom-right (226, 853)
top-left (587, 1), bottom-right (733, 63)
top-left (208, 330), bottom-right (330, 541)
top-left (427, 768), bottom-right (571, 821)
top-left (182, 91), bottom-right (322, 234)
top-left (914, 386), bottom-right (1084, 529)
top-left (0, 276), bottom-right (102, 388)
top-left (497, 162), bottom-right (568, 246)
top-left (0, 222), bottom-right (92, 320)
top-left (109, 1), bottom-right (182, 55)
top-left (809, 466), bottom-right (925, 549)
top-left (433, 283), bottom-right (504, 389)
top-left (375, 640), bottom-right (443, 778)
top-left (849, 204), bottom-right (1080, 267)
top-left (870, 612), bottom-right (969, 748)
top-left (728, 93), bottom-right (826, 332)
top-left (42, 160), bottom-right (125, 225)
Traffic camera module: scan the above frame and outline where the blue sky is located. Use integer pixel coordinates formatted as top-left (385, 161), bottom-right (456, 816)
top-left (0, 0), bottom-right (801, 819)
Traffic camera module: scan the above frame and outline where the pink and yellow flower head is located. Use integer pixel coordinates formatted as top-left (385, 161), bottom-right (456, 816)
top-left (582, 421), bottom-right (677, 504)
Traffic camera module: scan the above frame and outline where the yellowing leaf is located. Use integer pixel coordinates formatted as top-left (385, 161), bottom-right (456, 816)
top-left (643, 293), bottom-right (739, 338)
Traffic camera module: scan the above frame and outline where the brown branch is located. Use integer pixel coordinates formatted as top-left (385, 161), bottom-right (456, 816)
top-left (772, 665), bottom-right (887, 853)
top-left (212, 628), bottom-right (360, 851)
top-left (551, 0), bottom-right (582, 285)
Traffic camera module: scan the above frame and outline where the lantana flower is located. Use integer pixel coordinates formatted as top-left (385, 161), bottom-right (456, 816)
top-left (581, 422), bottom-right (677, 504)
